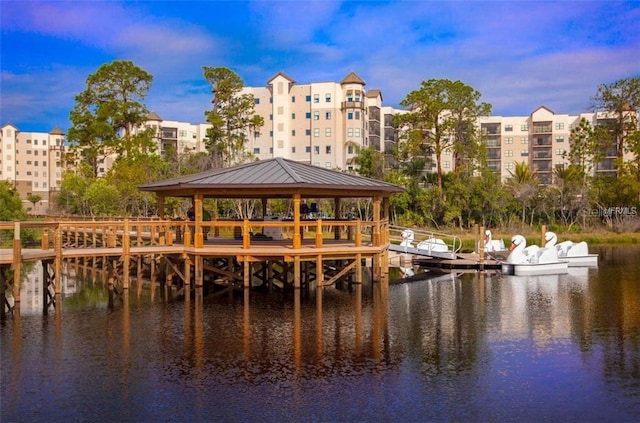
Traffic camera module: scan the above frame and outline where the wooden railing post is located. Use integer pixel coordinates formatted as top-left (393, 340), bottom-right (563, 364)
top-left (315, 219), bottom-right (323, 248)
top-left (41, 228), bottom-right (49, 250)
top-left (242, 219), bottom-right (250, 249)
top-left (355, 220), bottom-right (362, 247)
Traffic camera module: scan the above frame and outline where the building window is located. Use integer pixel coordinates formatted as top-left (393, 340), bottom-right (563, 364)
top-left (306, 146), bottom-right (311, 153)
top-left (292, 96), bottom-right (296, 102)
top-left (277, 140), bottom-right (284, 149)
top-left (325, 128), bottom-right (331, 137)
top-left (556, 148), bottom-right (564, 156)
top-left (354, 128), bottom-right (360, 137)
top-left (521, 124), bottom-right (528, 131)
top-left (504, 125), bottom-right (513, 132)
top-left (556, 136), bottom-right (564, 143)
top-left (506, 162), bottom-right (514, 170)
top-left (521, 137), bottom-right (529, 144)
top-left (348, 112), bottom-right (353, 120)
top-left (254, 98), bottom-right (260, 104)
top-left (314, 94), bottom-right (319, 103)
top-left (269, 147), bottom-right (273, 154)
top-left (306, 95), bottom-right (311, 102)
top-left (292, 147), bottom-right (296, 153)
top-left (292, 113), bottom-right (296, 119)
top-left (305, 129), bottom-right (311, 136)
top-left (347, 128), bottom-right (354, 137)
top-left (355, 111), bottom-right (360, 120)
top-left (521, 151), bottom-right (529, 156)
top-left (314, 111), bottom-right (319, 120)
top-left (555, 122), bottom-right (565, 130)
top-left (314, 128), bottom-right (320, 137)
top-left (505, 137), bottom-right (513, 144)
top-left (269, 114), bottom-right (273, 120)
top-left (326, 145), bottom-right (331, 154)
top-left (505, 150), bottom-right (513, 157)
top-left (292, 130), bottom-right (296, 136)
top-left (306, 112), bottom-right (311, 119)
top-left (269, 131), bottom-right (273, 137)
top-left (253, 148), bottom-right (260, 154)
top-left (43, 140), bottom-right (47, 146)
top-left (326, 162), bottom-right (332, 168)
top-left (254, 131), bottom-right (261, 138)
top-left (325, 93), bottom-right (331, 103)
top-left (443, 161), bottom-right (450, 169)
top-left (314, 146), bottom-right (320, 154)
top-left (325, 111), bottom-right (331, 120)
top-left (348, 145), bottom-right (354, 154)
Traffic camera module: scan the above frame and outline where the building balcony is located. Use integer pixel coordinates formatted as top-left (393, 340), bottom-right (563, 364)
top-left (341, 101), bottom-right (365, 111)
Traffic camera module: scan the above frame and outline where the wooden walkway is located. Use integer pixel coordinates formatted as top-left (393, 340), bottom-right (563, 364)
top-left (1, 219), bottom-right (391, 316)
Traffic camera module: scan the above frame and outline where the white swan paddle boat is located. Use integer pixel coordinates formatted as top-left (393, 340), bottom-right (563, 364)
top-left (544, 231), bottom-right (598, 267)
top-left (484, 230), bottom-right (506, 252)
top-left (502, 234), bottom-right (568, 276)
top-left (397, 229), bottom-right (456, 259)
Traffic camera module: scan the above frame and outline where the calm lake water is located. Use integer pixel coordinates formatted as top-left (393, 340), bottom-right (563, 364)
top-left (1, 245), bottom-right (639, 422)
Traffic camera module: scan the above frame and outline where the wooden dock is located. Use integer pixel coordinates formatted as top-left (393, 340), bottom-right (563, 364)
top-left (1, 218), bottom-right (391, 316)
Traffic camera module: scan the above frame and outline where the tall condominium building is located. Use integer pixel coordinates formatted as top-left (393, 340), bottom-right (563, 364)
top-left (240, 71), bottom-right (383, 171)
top-left (0, 124), bottom-right (65, 215)
top-left (478, 106), bottom-right (635, 183)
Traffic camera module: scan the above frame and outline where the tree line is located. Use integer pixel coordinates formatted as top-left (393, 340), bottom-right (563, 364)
top-left (49, 60), bottom-right (639, 232)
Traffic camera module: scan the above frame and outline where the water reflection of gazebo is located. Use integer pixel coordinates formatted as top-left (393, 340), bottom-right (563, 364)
top-left (139, 158), bottom-right (404, 290)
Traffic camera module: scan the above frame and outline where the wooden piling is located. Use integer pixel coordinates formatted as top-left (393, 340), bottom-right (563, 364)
top-left (12, 222), bottom-right (22, 302)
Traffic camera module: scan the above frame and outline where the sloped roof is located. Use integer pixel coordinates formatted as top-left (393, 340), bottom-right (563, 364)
top-left (139, 157), bottom-right (404, 198)
top-left (49, 126), bottom-right (65, 135)
top-left (148, 111), bottom-right (163, 121)
top-left (268, 71), bottom-right (296, 84)
top-left (340, 72), bottom-right (365, 85)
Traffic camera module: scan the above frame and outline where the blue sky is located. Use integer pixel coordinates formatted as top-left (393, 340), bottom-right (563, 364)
top-left (2, 1), bottom-right (639, 132)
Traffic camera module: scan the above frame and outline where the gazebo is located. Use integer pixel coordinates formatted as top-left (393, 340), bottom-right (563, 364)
top-left (139, 158), bottom-right (404, 288)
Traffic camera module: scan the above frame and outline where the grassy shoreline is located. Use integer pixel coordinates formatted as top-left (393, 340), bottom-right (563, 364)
top-left (442, 228), bottom-right (640, 252)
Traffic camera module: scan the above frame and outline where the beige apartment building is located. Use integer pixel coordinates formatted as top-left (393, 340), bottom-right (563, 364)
top-left (478, 106), bottom-right (635, 183)
top-left (0, 123), bottom-right (65, 215)
top-left (240, 71), bottom-right (389, 171)
top-left (4, 72), bottom-right (635, 217)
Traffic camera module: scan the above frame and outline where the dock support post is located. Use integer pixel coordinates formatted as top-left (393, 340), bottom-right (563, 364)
top-left (12, 222), bottom-right (22, 303)
top-left (316, 255), bottom-right (323, 288)
top-left (294, 256), bottom-right (301, 289)
top-left (123, 219), bottom-right (130, 290)
top-left (479, 225), bottom-right (485, 271)
top-left (195, 256), bottom-right (203, 287)
top-left (54, 226), bottom-right (62, 295)
top-left (243, 259), bottom-right (250, 289)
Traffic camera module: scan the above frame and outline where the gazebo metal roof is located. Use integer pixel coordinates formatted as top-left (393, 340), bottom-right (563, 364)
top-left (139, 157), bottom-right (404, 199)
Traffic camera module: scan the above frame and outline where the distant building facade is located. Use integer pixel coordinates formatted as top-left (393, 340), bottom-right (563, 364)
top-left (478, 106), bottom-right (635, 183)
top-left (0, 124), bottom-right (65, 215)
top-left (3, 72), bottom-right (637, 216)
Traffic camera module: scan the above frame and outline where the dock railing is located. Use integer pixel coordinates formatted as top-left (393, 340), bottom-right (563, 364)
top-left (2, 217), bottom-right (388, 253)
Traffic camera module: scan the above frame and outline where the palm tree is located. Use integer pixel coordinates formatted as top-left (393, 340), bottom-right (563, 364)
top-left (507, 161), bottom-right (538, 225)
